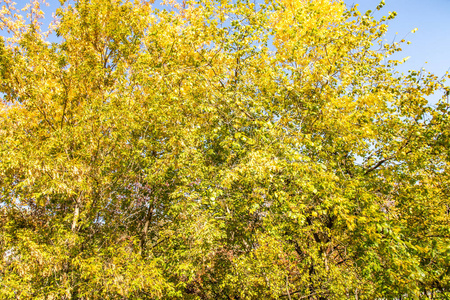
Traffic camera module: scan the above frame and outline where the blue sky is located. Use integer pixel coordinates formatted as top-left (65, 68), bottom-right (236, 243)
top-left (346, 0), bottom-right (450, 77)
top-left (345, 0), bottom-right (450, 103)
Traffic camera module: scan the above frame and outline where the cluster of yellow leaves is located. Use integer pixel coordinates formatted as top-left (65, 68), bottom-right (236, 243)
top-left (0, 0), bottom-right (449, 299)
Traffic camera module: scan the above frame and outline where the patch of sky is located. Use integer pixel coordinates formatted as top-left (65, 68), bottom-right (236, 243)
top-left (345, 0), bottom-right (450, 106)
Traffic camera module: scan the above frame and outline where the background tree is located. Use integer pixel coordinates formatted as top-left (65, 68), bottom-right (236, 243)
top-left (0, 0), bottom-right (449, 299)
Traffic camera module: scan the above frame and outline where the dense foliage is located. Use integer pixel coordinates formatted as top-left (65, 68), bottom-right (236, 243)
top-left (1, 0), bottom-right (449, 298)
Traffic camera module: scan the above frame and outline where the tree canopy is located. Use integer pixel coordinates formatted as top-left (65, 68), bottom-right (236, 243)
top-left (0, 0), bottom-right (449, 299)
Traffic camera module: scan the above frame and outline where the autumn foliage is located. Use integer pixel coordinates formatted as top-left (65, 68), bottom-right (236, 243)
top-left (0, 0), bottom-right (449, 299)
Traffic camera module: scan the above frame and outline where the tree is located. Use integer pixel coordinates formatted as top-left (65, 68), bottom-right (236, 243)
top-left (0, 0), bottom-right (449, 298)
